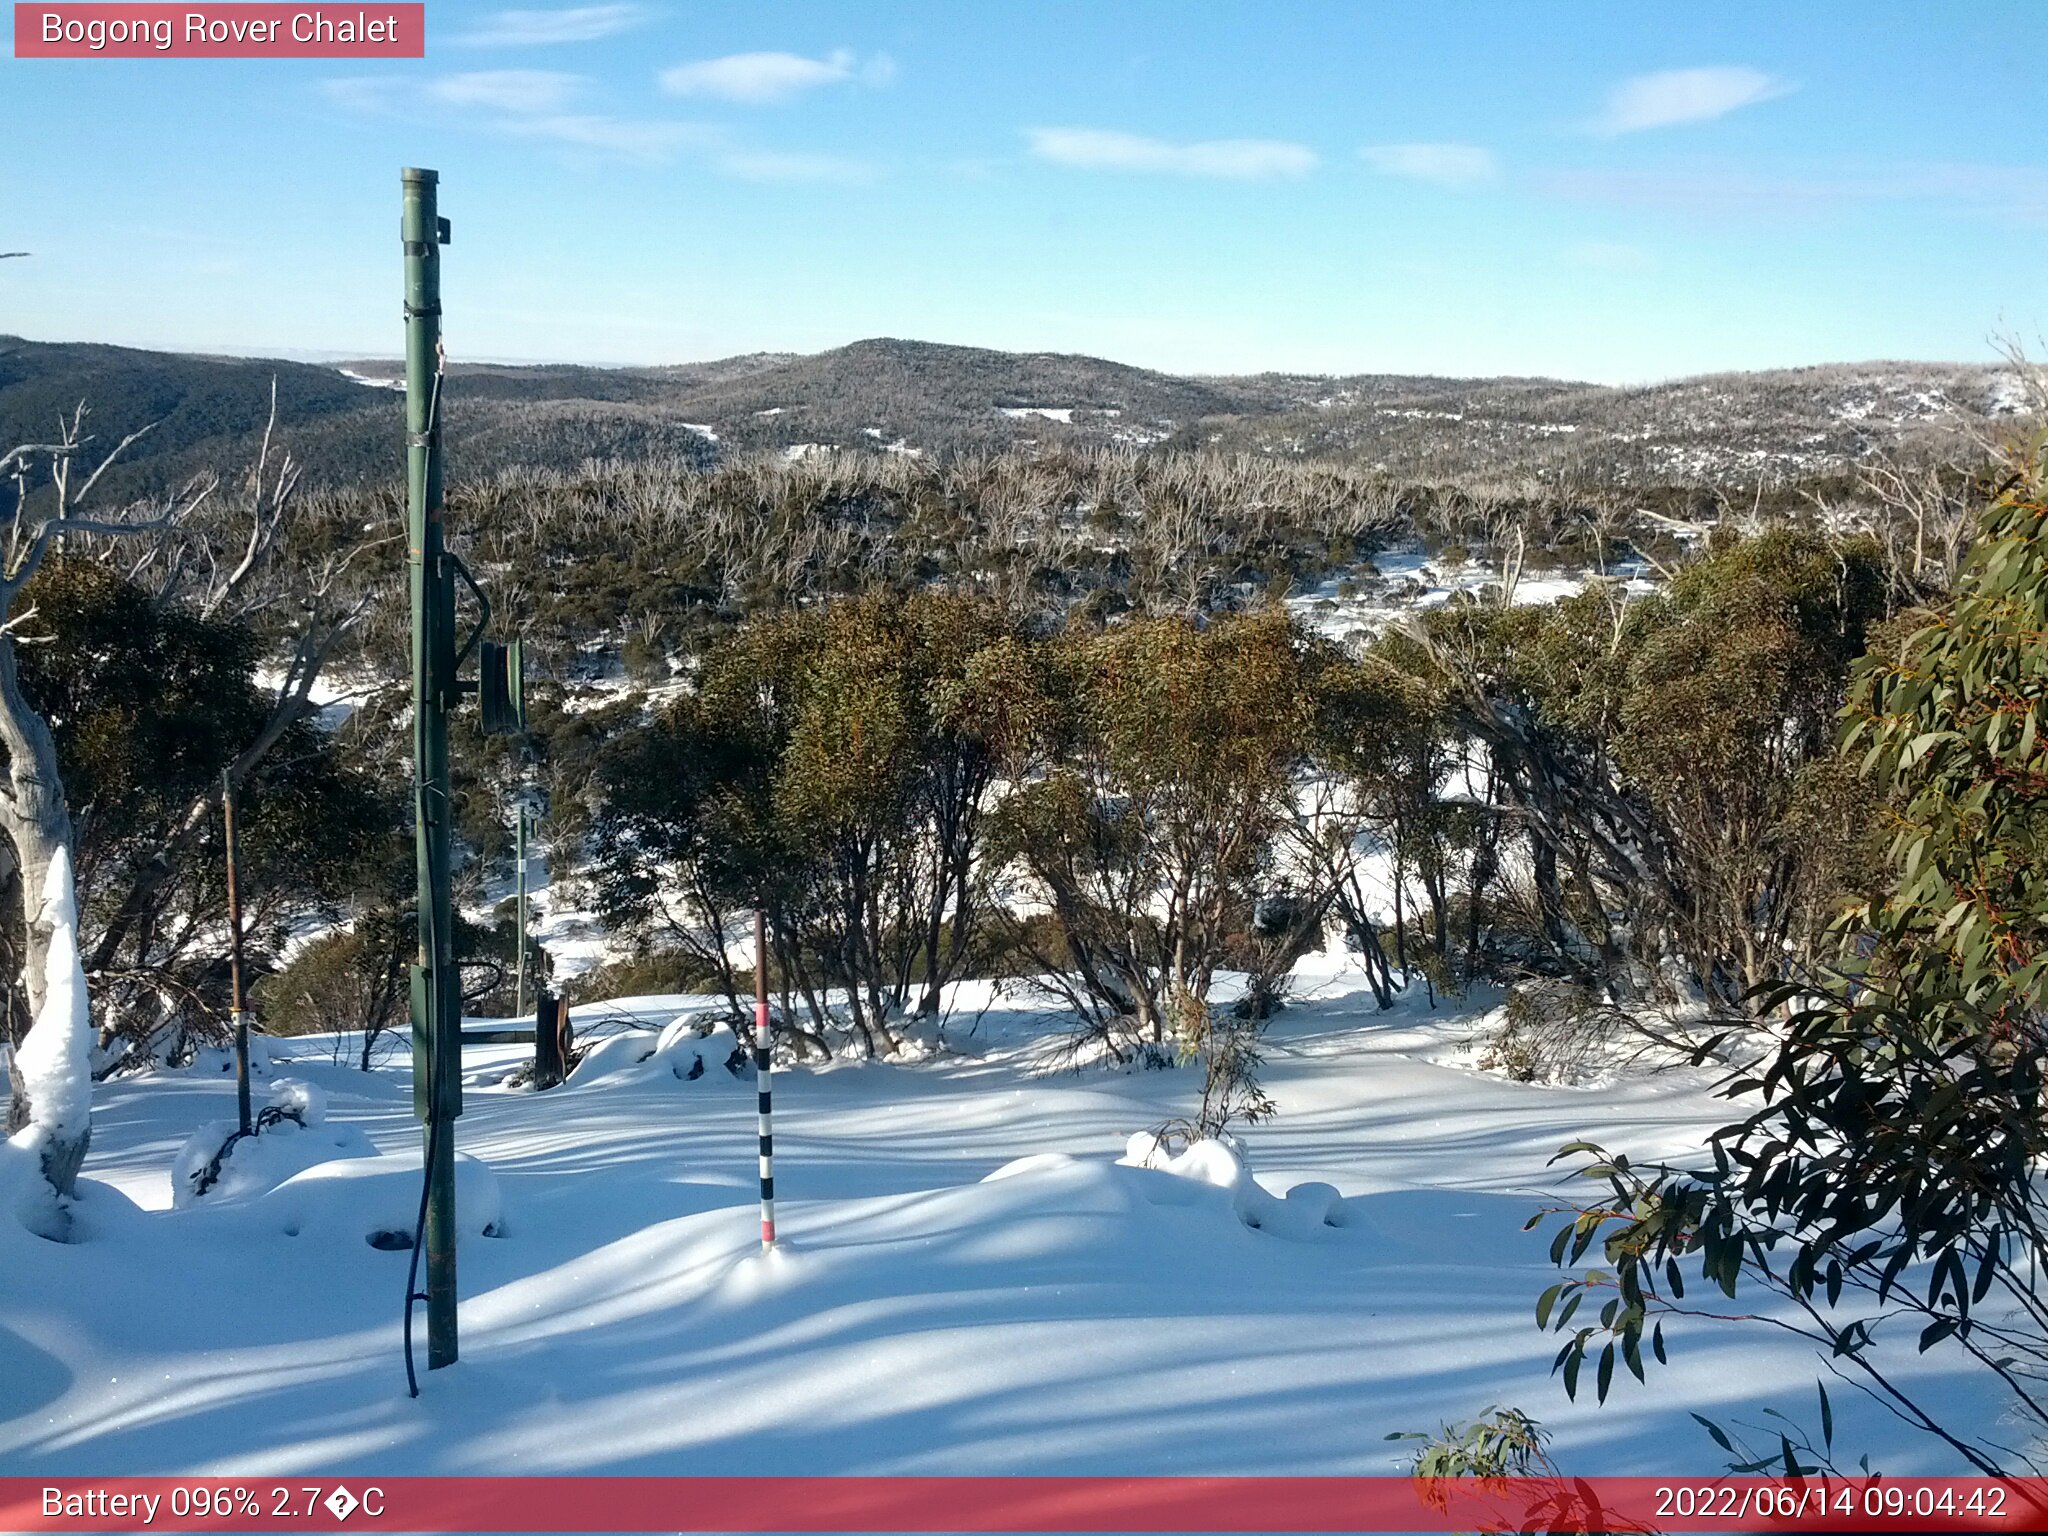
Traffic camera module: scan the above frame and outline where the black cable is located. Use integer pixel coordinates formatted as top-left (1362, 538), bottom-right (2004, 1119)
top-left (401, 1109), bottom-right (440, 1399)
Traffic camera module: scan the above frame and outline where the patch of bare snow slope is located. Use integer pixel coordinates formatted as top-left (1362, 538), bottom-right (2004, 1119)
top-left (0, 946), bottom-right (1993, 1478)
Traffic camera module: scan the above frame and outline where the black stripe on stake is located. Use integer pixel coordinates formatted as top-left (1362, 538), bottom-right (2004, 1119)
top-left (752, 905), bottom-right (777, 1250)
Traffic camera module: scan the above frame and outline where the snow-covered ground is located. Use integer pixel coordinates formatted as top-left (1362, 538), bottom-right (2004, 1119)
top-left (0, 948), bottom-right (1993, 1480)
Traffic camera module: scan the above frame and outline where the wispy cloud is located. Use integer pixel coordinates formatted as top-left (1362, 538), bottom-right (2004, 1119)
top-left (1588, 67), bottom-right (1793, 135)
top-left (429, 70), bottom-right (584, 115)
top-left (1358, 142), bottom-right (1497, 186)
top-left (321, 76), bottom-right (405, 115)
top-left (497, 114), bottom-right (712, 162)
top-left (658, 49), bottom-right (893, 105)
top-left (1027, 128), bottom-right (1316, 180)
top-left (453, 5), bottom-right (650, 48)
top-left (324, 71), bottom-right (702, 164)
top-left (323, 69), bottom-right (871, 175)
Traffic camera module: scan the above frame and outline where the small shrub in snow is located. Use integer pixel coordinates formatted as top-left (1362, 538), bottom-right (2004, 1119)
top-left (1168, 989), bottom-right (1276, 1140)
top-left (172, 1078), bottom-right (371, 1207)
top-left (1477, 982), bottom-right (1622, 1085)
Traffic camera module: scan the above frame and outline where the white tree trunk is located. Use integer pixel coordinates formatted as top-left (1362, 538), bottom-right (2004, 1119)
top-left (0, 638), bottom-right (87, 1205)
top-left (6, 846), bottom-right (90, 1204)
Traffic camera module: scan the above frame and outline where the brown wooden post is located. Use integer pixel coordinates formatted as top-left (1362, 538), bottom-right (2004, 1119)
top-left (222, 770), bottom-right (252, 1137)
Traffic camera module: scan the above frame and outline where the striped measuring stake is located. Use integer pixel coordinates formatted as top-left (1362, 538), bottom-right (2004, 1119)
top-left (752, 906), bottom-right (776, 1248)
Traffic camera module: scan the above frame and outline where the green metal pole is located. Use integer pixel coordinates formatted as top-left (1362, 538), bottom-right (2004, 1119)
top-left (403, 166), bottom-right (460, 1372)
top-left (514, 807), bottom-right (528, 1020)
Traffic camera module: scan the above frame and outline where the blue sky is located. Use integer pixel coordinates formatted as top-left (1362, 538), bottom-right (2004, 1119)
top-left (3, 1), bottom-right (2043, 381)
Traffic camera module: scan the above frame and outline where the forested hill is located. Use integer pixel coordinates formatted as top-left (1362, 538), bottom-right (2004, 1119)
top-left (0, 332), bottom-right (2027, 501)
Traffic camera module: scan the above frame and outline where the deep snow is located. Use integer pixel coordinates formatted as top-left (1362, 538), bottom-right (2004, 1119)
top-left (0, 949), bottom-right (1996, 1480)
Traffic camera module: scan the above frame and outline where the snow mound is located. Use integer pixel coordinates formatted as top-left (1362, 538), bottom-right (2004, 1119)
top-left (570, 1019), bottom-right (746, 1087)
top-left (1119, 1133), bottom-right (1350, 1239)
top-left (172, 1078), bottom-right (373, 1208)
top-left (881, 1007), bottom-right (946, 1062)
top-left (185, 1031), bottom-right (275, 1082)
top-left (249, 1149), bottom-right (503, 1246)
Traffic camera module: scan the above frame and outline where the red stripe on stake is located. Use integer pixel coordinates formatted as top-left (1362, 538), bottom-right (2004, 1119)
top-left (13, 4), bottom-right (425, 57)
top-left (2, 1478), bottom-right (2044, 1532)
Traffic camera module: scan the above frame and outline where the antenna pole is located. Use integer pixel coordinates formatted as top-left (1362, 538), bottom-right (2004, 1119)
top-left (404, 165), bottom-right (461, 1372)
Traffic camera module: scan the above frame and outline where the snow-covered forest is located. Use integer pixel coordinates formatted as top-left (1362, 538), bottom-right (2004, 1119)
top-left (1, 350), bottom-right (2044, 1498)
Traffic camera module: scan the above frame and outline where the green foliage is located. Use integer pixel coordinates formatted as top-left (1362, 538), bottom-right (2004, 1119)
top-left (257, 909), bottom-right (409, 1050)
top-left (1387, 1405), bottom-right (1551, 1480)
top-left (7, 559), bottom-right (395, 1049)
top-left (1842, 485), bottom-right (2048, 1014)
top-left (1530, 464), bottom-right (2048, 1474)
top-left (561, 948), bottom-right (730, 1008)
top-left (1145, 988), bottom-right (1278, 1143)
top-left (994, 609), bottom-right (1325, 1051)
top-left (259, 902), bottom-right (509, 1066)
top-left (1424, 527), bottom-right (1893, 1002)
top-left (589, 590), bottom-right (1038, 1053)
top-left (19, 560), bottom-right (265, 864)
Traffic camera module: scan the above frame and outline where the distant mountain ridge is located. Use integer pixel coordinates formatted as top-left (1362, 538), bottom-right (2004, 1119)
top-left (0, 333), bottom-right (2028, 501)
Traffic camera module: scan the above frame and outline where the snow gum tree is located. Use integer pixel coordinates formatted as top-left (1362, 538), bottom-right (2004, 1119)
top-left (590, 590), bottom-right (1041, 1057)
top-left (992, 610), bottom-right (1323, 1054)
top-left (1417, 527), bottom-right (1891, 1006)
top-left (0, 418), bottom-right (209, 1212)
top-left (1309, 646), bottom-right (1457, 1000)
top-left (1532, 457), bottom-right (2048, 1474)
top-left (3, 394), bottom-right (368, 1222)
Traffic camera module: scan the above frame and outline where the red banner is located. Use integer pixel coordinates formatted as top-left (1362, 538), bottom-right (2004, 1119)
top-left (12, 4), bottom-right (423, 57)
top-left (2, 1476), bottom-right (2046, 1532)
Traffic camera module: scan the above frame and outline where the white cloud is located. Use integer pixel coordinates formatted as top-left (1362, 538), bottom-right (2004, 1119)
top-left (1027, 128), bottom-right (1316, 180)
top-left (325, 60), bottom-right (881, 174)
top-left (454, 5), bottom-right (649, 47)
top-left (1358, 142), bottom-right (1497, 186)
top-left (1589, 67), bottom-right (1793, 135)
top-left (325, 69), bottom-right (705, 163)
top-left (430, 70), bottom-right (584, 115)
top-left (659, 48), bottom-right (891, 105)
